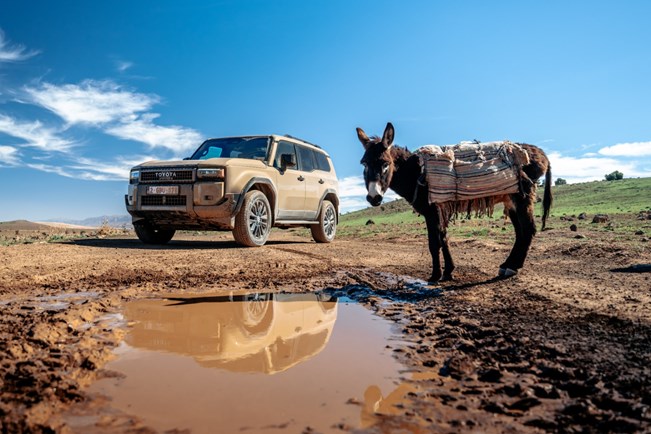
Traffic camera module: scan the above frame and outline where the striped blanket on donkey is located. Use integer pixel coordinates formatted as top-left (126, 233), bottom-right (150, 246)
top-left (417, 141), bottom-right (530, 223)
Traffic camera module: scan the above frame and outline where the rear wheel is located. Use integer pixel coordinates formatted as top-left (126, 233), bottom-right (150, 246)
top-left (311, 200), bottom-right (336, 243)
top-left (134, 222), bottom-right (175, 244)
top-left (232, 190), bottom-right (272, 247)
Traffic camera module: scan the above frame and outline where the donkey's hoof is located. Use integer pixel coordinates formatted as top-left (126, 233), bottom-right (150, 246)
top-left (428, 275), bottom-right (442, 284)
top-left (439, 274), bottom-right (454, 282)
top-left (498, 267), bottom-right (518, 278)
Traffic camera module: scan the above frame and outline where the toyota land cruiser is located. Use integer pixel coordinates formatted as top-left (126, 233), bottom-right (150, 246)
top-left (126, 135), bottom-right (339, 246)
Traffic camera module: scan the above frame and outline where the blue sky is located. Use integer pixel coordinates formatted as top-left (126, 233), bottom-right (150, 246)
top-left (1, 0), bottom-right (650, 221)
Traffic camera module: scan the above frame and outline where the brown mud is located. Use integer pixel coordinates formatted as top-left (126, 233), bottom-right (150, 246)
top-left (1, 222), bottom-right (650, 433)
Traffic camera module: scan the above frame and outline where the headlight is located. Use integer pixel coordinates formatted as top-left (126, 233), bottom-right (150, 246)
top-left (197, 168), bottom-right (224, 178)
top-left (130, 170), bottom-right (140, 183)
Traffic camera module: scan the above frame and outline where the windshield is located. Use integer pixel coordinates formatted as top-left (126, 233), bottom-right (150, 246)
top-left (190, 137), bottom-right (270, 161)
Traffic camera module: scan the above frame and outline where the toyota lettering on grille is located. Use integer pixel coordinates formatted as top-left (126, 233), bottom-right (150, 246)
top-left (156, 171), bottom-right (177, 180)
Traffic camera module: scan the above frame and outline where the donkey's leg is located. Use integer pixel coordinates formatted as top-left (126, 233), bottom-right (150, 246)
top-left (512, 196), bottom-right (537, 269)
top-left (439, 227), bottom-right (455, 281)
top-left (424, 210), bottom-right (442, 282)
top-left (500, 197), bottom-right (536, 277)
top-left (500, 207), bottom-right (522, 277)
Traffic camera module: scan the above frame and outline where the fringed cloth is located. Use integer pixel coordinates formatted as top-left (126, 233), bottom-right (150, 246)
top-left (416, 141), bottom-right (530, 225)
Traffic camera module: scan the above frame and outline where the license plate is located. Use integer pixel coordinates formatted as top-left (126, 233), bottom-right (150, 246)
top-left (147, 186), bottom-right (179, 195)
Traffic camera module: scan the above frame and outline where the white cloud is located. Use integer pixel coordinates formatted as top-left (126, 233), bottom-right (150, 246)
top-left (106, 113), bottom-right (202, 153)
top-left (23, 80), bottom-right (202, 153)
top-left (26, 163), bottom-right (75, 178)
top-left (340, 196), bottom-right (371, 214)
top-left (0, 145), bottom-right (20, 165)
top-left (116, 60), bottom-right (134, 72)
top-left (338, 175), bottom-right (400, 213)
top-left (548, 151), bottom-right (651, 183)
top-left (0, 29), bottom-right (39, 62)
top-left (598, 141), bottom-right (651, 157)
top-left (24, 153), bottom-right (160, 181)
top-left (25, 80), bottom-right (159, 125)
top-left (70, 155), bottom-right (158, 181)
top-left (338, 175), bottom-right (371, 197)
top-left (0, 114), bottom-right (73, 152)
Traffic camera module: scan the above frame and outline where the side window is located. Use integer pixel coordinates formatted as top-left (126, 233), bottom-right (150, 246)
top-left (314, 151), bottom-right (331, 172)
top-left (296, 145), bottom-right (316, 172)
top-left (273, 141), bottom-right (297, 170)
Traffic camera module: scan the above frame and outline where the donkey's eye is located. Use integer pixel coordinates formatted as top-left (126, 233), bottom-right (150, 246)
top-left (382, 164), bottom-right (390, 174)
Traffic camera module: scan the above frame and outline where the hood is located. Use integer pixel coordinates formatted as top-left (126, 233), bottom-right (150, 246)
top-left (135, 158), bottom-right (268, 169)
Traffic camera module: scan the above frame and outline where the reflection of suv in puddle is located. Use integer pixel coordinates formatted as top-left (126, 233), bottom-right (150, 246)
top-left (125, 293), bottom-right (338, 374)
top-left (126, 135), bottom-right (339, 246)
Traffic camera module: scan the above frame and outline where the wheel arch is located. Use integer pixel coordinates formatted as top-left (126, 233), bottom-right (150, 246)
top-left (319, 190), bottom-right (339, 223)
top-left (234, 177), bottom-right (278, 222)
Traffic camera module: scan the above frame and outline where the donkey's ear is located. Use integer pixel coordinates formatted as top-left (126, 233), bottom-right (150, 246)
top-left (356, 127), bottom-right (371, 149)
top-left (382, 122), bottom-right (394, 149)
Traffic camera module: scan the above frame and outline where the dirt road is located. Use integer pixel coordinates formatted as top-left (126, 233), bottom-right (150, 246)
top-left (1, 223), bottom-right (650, 432)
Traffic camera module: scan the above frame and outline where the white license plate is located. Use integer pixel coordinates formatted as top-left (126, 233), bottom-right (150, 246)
top-left (147, 186), bottom-right (179, 195)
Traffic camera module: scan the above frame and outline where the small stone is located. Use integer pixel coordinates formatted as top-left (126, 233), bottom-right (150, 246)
top-left (578, 213), bottom-right (587, 220)
top-left (478, 368), bottom-right (503, 383)
top-left (592, 214), bottom-right (609, 223)
top-left (635, 230), bottom-right (645, 235)
top-left (570, 224), bottom-right (578, 232)
top-left (574, 234), bottom-right (586, 239)
top-left (365, 219), bottom-right (375, 225)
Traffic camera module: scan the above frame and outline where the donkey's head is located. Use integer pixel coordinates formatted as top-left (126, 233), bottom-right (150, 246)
top-left (356, 122), bottom-right (395, 206)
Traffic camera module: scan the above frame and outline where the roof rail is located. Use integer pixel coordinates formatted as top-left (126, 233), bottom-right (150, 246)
top-left (283, 134), bottom-right (321, 149)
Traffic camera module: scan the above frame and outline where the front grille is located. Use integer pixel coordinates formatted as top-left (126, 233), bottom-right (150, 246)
top-left (140, 168), bottom-right (194, 183)
top-left (141, 195), bottom-right (187, 206)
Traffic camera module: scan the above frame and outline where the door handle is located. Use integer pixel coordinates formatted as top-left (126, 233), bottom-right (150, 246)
top-left (297, 175), bottom-right (305, 181)
top-left (318, 179), bottom-right (325, 184)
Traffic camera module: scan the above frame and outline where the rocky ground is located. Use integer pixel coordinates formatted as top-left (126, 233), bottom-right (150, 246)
top-left (0, 215), bottom-right (650, 433)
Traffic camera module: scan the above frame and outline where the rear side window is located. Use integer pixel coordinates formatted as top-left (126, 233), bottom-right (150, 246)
top-left (296, 145), bottom-right (316, 172)
top-left (314, 151), bottom-right (331, 172)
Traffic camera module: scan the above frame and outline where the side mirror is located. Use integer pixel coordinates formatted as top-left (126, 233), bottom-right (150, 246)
top-left (280, 153), bottom-right (296, 170)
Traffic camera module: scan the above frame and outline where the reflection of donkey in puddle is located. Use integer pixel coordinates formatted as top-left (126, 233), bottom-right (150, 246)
top-left (125, 292), bottom-right (337, 374)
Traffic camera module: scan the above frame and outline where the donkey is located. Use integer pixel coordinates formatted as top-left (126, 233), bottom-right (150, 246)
top-left (357, 122), bottom-right (552, 282)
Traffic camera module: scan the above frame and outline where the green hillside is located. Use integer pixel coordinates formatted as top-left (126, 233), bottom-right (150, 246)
top-left (548, 177), bottom-right (651, 216)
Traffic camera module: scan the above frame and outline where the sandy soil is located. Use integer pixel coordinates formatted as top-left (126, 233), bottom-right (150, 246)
top-left (1, 220), bottom-right (650, 433)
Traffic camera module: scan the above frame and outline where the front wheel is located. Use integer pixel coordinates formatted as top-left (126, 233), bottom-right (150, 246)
top-left (311, 200), bottom-right (336, 243)
top-left (232, 190), bottom-right (272, 247)
top-left (134, 222), bottom-right (175, 244)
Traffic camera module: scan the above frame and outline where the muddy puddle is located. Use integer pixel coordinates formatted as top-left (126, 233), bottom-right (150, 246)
top-left (66, 291), bottom-right (411, 433)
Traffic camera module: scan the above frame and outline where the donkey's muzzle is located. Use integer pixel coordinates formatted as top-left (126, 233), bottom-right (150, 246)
top-left (366, 195), bottom-right (383, 207)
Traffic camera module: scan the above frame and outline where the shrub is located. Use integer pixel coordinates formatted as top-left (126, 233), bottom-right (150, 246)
top-left (605, 171), bottom-right (624, 181)
top-left (555, 178), bottom-right (567, 186)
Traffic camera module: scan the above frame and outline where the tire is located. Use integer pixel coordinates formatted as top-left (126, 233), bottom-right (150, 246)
top-left (232, 190), bottom-right (272, 247)
top-left (311, 200), bottom-right (336, 243)
top-left (134, 222), bottom-right (175, 244)
top-left (239, 292), bottom-right (274, 334)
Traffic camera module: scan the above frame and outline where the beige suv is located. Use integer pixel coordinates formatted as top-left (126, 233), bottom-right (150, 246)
top-left (126, 135), bottom-right (339, 246)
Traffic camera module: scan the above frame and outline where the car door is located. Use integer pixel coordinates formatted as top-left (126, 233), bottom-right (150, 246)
top-left (296, 145), bottom-right (322, 221)
top-left (273, 140), bottom-right (306, 220)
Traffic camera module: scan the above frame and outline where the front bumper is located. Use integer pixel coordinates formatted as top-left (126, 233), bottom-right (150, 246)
top-left (126, 182), bottom-right (238, 230)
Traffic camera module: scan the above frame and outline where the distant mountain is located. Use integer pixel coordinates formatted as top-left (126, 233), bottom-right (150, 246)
top-left (45, 215), bottom-right (133, 229)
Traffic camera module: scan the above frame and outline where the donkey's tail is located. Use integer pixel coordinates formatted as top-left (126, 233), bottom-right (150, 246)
top-left (541, 163), bottom-right (553, 230)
